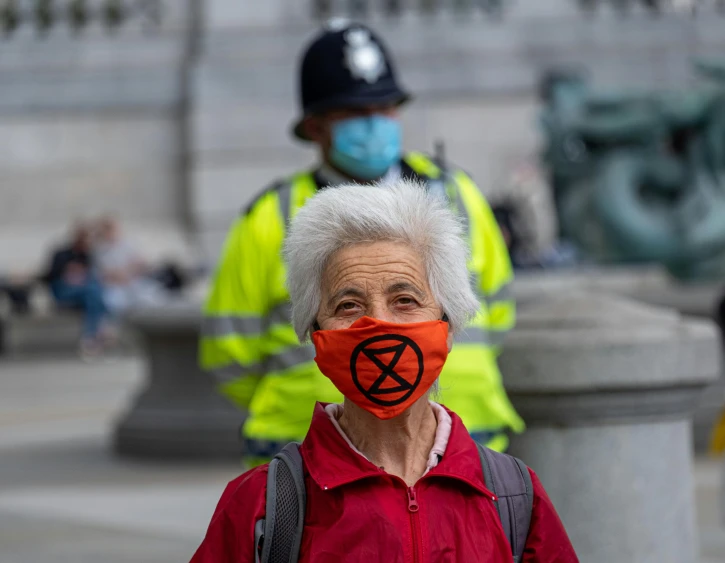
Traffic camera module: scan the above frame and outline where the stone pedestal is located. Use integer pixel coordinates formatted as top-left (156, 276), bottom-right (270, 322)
top-left (114, 301), bottom-right (245, 459)
top-left (625, 282), bottom-right (725, 455)
top-left (501, 291), bottom-right (720, 563)
top-left (514, 268), bottom-right (725, 453)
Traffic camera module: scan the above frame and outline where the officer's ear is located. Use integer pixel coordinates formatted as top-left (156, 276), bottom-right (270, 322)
top-left (302, 115), bottom-right (329, 145)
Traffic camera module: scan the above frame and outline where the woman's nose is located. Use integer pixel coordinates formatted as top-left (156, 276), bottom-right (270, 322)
top-left (367, 302), bottom-right (396, 323)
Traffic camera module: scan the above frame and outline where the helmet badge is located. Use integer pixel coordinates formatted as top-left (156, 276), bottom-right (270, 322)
top-left (325, 17), bottom-right (350, 32)
top-left (343, 28), bottom-right (386, 84)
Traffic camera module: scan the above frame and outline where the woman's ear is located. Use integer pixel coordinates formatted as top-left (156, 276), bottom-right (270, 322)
top-left (308, 320), bottom-right (323, 349)
top-left (441, 313), bottom-right (453, 352)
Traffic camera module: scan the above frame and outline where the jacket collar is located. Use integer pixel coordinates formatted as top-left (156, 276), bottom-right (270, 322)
top-left (312, 157), bottom-right (428, 191)
top-left (300, 402), bottom-right (495, 499)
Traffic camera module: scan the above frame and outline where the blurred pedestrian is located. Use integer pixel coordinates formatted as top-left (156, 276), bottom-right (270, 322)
top-left (491, 200), bottom-right (579, 270)
top-left (94, 215), bottom-right (165, 315)
top-left (42, 223), bottom-right (108, 358)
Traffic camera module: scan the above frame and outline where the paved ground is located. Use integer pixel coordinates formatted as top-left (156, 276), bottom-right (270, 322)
top-left (0, 357), bottom-right (239, 563)
top-left (1, 355), bottom-right (724, 562)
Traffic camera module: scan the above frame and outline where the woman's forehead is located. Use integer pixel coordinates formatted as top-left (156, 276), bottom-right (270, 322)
top-left (322, 242), bottom-right (429, 295)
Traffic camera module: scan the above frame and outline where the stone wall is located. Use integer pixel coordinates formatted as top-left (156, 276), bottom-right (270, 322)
top-left (0, 2), bottom-right (192, 272)
top-left (3, 1), bottom-right (725, 270)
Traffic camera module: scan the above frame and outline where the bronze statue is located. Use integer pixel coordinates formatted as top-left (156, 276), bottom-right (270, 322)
top-left (540, 61), bottom-right (725, 279)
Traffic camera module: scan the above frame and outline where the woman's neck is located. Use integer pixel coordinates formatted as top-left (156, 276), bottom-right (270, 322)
top-left (337, 396), bottom-right (438, 487)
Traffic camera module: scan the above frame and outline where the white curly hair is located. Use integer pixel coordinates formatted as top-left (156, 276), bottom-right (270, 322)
top-left (283, 179), bottom-right (480, 341)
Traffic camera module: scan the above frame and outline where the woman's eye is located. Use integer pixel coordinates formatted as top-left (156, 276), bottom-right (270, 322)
top-left (396, 297), bottom-right (417, 306)
top-left (337, 302), bottom-right (359, 313)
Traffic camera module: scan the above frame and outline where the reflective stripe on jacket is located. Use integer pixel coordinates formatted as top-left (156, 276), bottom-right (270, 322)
top-left (200, 153), bottom-right (524, 457)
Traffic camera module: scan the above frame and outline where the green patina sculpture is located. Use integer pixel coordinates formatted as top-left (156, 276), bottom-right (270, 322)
top-left (540, 61), bottom-right (725, 279)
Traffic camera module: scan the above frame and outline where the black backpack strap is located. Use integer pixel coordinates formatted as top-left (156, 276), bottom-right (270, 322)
top-left (477, 443), bottom-right (534, 563)
top-left (256, 443), bottom-right (306, 563)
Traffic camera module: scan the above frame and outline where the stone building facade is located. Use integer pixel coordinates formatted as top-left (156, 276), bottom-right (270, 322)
top-left (1, 0), bottom-right (724, 271)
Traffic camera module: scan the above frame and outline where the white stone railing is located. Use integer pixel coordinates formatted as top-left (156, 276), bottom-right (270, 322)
top-left (0, 0), bottom-right (166, 36)
top-left (204, 0), bottom-right (724, 31)
top-left (309, 0), bottom-right (509, 19)
top-left (304, 0), bottom-right (722, 21)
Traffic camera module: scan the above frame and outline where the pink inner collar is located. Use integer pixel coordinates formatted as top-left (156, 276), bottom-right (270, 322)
top-left (323, 402), bottom-right (453, 475)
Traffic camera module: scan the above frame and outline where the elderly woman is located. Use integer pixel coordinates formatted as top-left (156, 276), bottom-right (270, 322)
top-left (191, 180), bottom-right (577, 563)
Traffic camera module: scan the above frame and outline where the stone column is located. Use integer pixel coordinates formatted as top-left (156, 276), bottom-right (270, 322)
top-left (114, 302), bottom-right (246, 459)
top-left (514, 268), bottom-right (725, 453)
top-left (623, 282), bottom-right (724, 455)
top-left (501, 291), bottom-right (720, 563)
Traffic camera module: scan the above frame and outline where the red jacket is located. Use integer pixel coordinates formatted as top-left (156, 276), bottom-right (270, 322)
top-left (191, 403), bottom-right (578, 563)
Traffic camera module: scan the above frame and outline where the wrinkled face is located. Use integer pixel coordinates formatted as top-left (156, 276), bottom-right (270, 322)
top-left (302, 103), bottom-right (399, 151)
top-left (316, 241), bottom-right (453, 350)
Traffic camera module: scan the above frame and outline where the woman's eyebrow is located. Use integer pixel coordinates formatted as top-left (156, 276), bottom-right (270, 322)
top-left (327, 287), bottom-right (366, 308)
top-left (386, 282), bottom-right (426, 300)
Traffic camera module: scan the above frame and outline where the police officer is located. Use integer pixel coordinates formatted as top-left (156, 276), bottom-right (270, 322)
top-left (200, 21), bottom-right (524, 467)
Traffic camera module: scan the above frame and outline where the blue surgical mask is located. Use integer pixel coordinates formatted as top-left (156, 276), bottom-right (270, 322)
top-left (329, 115), bottom-right (402, 180)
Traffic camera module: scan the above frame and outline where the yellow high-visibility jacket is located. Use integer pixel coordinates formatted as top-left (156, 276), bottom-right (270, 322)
top-left (200, 153), bottom-right (524, 464)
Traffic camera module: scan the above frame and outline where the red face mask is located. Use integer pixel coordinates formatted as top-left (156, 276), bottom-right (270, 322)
top-left (312, 316), bottom-right (449, 420)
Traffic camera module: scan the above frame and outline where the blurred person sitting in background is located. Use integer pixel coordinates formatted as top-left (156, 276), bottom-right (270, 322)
top-left (42, 223), bottom-right (109, 357)
top-left (93, 215), bottom-right (166, 316)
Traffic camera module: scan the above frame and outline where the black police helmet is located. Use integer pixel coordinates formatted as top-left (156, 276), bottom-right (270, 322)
top-left (292, 21), bottom-right (412, 141)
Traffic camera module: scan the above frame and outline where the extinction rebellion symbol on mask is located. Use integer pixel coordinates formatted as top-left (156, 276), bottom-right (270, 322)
top-left (350, 335), bottom-right (424, 406)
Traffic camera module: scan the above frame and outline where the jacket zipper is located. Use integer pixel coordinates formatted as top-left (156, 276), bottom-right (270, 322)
top-left (407, 486), bottom-right (422, 563)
